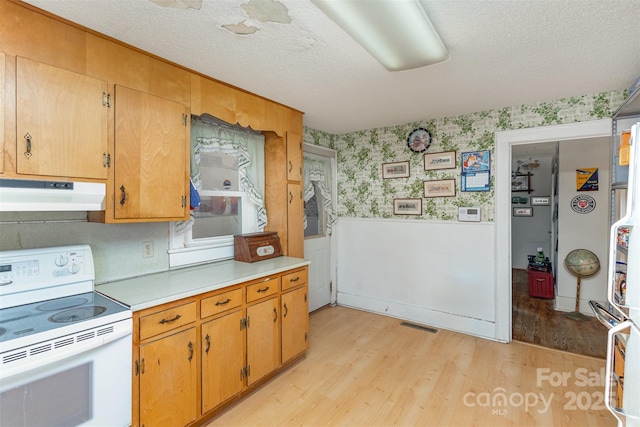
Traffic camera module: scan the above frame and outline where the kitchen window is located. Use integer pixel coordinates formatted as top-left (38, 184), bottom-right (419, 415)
top-left (169, 115), bottom-right (266, 268)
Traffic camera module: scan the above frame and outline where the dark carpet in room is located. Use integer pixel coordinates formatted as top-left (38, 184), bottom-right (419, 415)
top-left (512, 268), bottom-right (607, 359)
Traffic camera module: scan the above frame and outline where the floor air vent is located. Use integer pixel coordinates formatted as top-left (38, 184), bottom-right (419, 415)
top-left (400, 322), bottom-right (438, 333)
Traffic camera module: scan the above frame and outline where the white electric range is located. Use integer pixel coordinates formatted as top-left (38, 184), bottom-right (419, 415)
top-left (0, 245), bottom-right (132, 427)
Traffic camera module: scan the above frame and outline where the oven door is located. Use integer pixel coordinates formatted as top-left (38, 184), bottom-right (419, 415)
top-left (0, 323), bottom-right (132, 427)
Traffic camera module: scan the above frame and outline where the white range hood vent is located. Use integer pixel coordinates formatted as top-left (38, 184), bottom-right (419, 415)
top-left (0, 179), bottom-right (106, 212)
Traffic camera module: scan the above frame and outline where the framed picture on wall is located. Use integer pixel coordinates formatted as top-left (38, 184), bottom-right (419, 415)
top-left (531, 196), bottom-right (550, 206)
top-left (513, 207), bottom-right (533, 217)
top-left (511, 173), bottom-right (531, 192)
top-left (382, 161), bottom-right (410, 179)
top-left (424, 151), bottom-right (456, 170)
top-left (393, 198), bottom-right (422, 215)
top-left (423, 179), bottom-right (456, 197)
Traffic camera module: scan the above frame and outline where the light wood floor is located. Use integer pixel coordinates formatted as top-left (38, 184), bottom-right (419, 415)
top-left (512, 268), bottom-right (607, 359)
top-left (206, 306), bottom-right (615, 427)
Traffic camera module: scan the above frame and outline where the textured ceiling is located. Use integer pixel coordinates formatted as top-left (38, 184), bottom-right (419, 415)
top-left (21, 0), bottom-right (640, 135)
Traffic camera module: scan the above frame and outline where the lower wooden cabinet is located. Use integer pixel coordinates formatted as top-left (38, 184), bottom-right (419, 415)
top-left (139, 327), bottom-right (197, 427)
top-left (132, 266), bottom-right (308, 427)
top-left (201, 309), bottom-right (245, 413)
top-left (246, 296), bottom-right (281, 386)
top-left (281, 286), bottom-right (308, 364)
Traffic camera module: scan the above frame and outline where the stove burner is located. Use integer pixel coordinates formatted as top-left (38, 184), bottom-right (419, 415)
top-left (48, 306), bottom-right (107, 323)
top-left (0, 311), bottom-right (31, 324)
top-left (37, 297), bottom-right (89, 312)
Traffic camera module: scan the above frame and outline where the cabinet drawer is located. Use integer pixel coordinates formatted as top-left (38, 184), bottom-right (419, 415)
top-left (246, 277), bottom-right (280, 303)
top-left (139, 301), bottom-right (196, 341)
top-left (281, 268), bottom-right (308, 291)
top-left (201, 288), bottom-right (243, 318)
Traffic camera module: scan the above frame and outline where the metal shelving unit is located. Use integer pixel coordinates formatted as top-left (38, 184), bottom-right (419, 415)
top-left (611, 89), bottom-right (640, 221)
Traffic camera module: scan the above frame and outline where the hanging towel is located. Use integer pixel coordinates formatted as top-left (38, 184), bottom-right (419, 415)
top-left (190, 179), bottom-right (201, 210)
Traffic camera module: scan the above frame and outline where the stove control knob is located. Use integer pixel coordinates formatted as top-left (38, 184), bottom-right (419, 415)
top-left (55, 255), bottom-right (69, 267)
top-left (68, 263), bottom-right (81, 274)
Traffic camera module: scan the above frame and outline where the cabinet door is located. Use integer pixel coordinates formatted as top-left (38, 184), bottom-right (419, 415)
top-left (287, 182), bottom-right (304, 258)
top-left (139, 328), bottom-right (197, 427)
top-left (114, 85), bottom-right (188, 220)
top-left (0, 52), bottom-right (4, 174)
top-left (286, 132), bottom-right (302, 182)
top-left (201, 310), bottom-right (245, 414)
top-left (16, 57), bottom-right (108, 179)
top-left (246, 296), bottom-right (280, 386)
top-left (281, 286), bottom-right (308, 363)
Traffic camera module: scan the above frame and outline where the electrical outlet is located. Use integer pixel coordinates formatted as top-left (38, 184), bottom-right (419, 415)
top-left (143, 241), bottom-right (154, 258)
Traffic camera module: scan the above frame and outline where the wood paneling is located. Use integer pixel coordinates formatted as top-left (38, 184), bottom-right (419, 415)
top-left (2, 0), bottom-right (87, 73)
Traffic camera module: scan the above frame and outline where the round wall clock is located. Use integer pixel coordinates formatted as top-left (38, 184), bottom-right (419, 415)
top-left (407, 128), bottom-right (431, 153)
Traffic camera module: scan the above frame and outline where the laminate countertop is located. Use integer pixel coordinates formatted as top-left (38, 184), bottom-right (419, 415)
top-left (95, 256), bottom-right (310, 312)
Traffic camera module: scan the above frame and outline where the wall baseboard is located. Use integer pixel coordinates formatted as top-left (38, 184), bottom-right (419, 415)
top-left (336, 291), bottom-right (499, 341)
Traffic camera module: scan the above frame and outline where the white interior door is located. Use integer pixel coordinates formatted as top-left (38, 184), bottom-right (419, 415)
top-left (303, 146), bottom-right (337, 312)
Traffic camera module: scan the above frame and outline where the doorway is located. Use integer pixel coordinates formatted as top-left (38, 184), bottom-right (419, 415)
top-left (303, 144), bottom-right (337, 312)
top-left (495, 119), bottom-right (612, 344)
top-left (509, 141), bottom-right (608, 358)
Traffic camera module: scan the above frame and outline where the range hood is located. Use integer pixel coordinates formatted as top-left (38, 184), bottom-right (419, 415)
top-left (0, 179), bottom-right (106, 212)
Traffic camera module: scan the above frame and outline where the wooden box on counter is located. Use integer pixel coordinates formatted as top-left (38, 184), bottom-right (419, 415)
top-left (234, 232), bottom-right (283, 263)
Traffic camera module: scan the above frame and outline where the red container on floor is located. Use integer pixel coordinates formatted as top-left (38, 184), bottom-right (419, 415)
top-left (527, 267), bottom-right (554, 298)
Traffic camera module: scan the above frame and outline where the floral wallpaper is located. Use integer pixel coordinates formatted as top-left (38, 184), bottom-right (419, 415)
top-left (303, 90), bottom-right (627, 222)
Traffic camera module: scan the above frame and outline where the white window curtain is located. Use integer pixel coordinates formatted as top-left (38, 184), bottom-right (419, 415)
top-left (303, 156), bottom-right (336, 236)
top-left (176, 116), bottom-right (266, 234)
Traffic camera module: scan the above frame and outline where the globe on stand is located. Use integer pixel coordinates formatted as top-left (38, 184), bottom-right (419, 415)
top-left (563, 249), bottom-right (600, 321)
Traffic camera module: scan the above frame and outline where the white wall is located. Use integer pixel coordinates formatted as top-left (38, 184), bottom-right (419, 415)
top-left (336, 218), bottom-right (497, 340)
top-left (511, 153), bottom-right (555, 270)
top-left (556, 137), bottom-right (610, 313)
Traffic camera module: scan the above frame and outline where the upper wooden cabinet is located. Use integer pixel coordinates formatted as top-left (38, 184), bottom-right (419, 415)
top-left (286, 132), bottom-right (303, 182)
top-left (15, 56), bottom-right (108, 179)
top-left (0, 52), bottom-right (5, 174)
top-left (111, 85), bottom-right (189, 221)
top-left (2, 0), bottom-right (304, 240)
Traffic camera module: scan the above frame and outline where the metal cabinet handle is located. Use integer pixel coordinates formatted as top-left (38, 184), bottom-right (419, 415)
top-left (273, 307), bottom-right (277, 322)
top-left (24, 133), bottom-right (32, 158)
top-left (140, 358), bottom-right (145, 374)
top-left (257, 286), bottom-right (269, 293)
top-left (119, 185), bottom-right (126, 206)
top-left (290, 276), bottom-right (300, 282)
top-left (205, 334), bottom-right (211, 354)
top-left (288, 160), bottom-right (293, 173)
top-left (289, 191), bottom-right (293, 204)
top-left (159, 314), bottom-right (181, 324)
top-left (188, 341), bottom-right (194, 361)
top-left (215, 298), bottom-right (231, 306)
top-left (283, 303), bottom-right (288, 318)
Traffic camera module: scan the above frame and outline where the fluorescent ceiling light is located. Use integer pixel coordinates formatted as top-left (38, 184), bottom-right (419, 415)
top-left (312, 0), bottom-right (448, 71)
